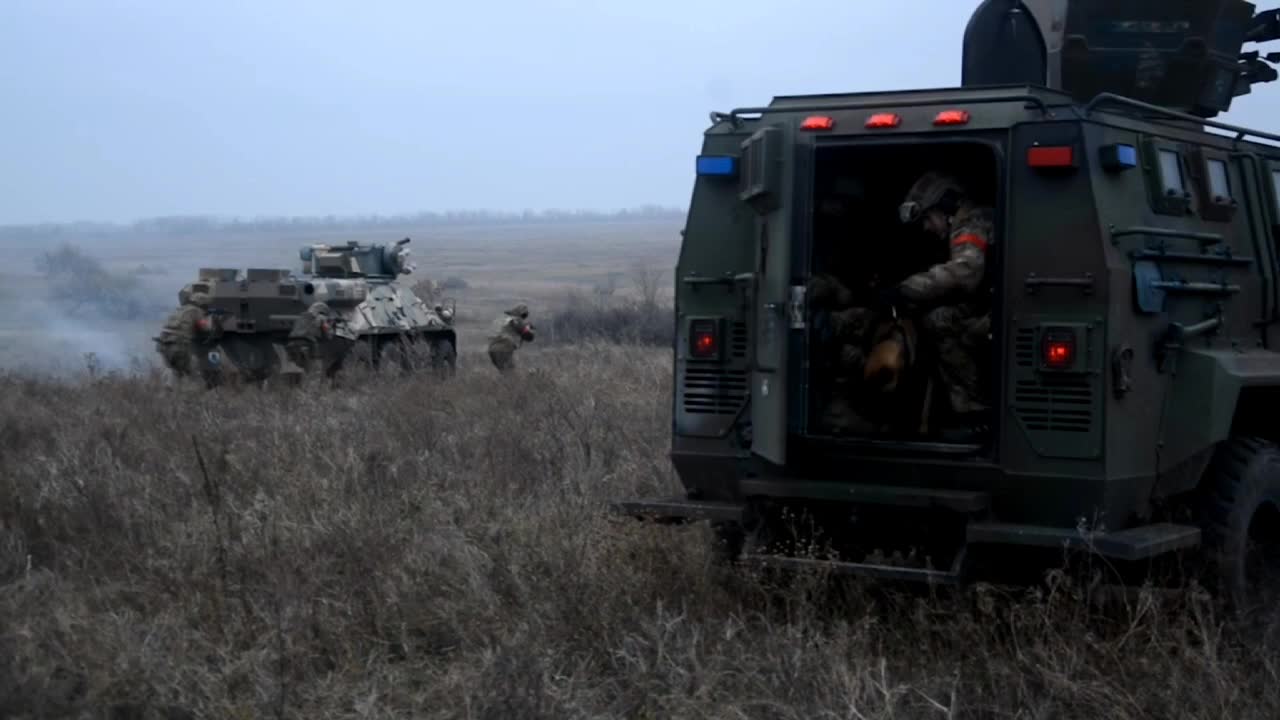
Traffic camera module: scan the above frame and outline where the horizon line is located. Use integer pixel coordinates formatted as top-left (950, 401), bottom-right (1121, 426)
top-left (0, 205), bottom-right (689, 233)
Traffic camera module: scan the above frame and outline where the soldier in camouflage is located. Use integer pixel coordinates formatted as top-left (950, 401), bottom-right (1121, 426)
top-left (286, 301), bottom-right (345, 375)
top-left (155, 288), bottom-right (219, 378)
top-left (488, 304), bottom-right (535, 372)
top-left (879, 171), bottom-right (994, 425)
top-left (806, 179), bottom-right (877, 431)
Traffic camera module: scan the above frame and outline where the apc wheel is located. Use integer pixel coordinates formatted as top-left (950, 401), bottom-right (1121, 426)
top-left (430, 337), bottom-right (457, 378)
top-left (1194, 436), bottom-right (1280, 616)
top-left (708, 521), bottom-right (745, 565)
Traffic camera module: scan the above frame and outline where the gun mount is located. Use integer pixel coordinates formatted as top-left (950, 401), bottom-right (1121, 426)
top-left (962, 0), bottom-right (1280, 118)
top-left (300, 237), bottom-right (415, 279)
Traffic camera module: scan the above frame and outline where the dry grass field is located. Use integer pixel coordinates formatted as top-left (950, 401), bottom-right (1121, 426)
top-left (3, 218), bottom-right (1280, 718)
top-left (3, 346), bottom-right (1280, 718)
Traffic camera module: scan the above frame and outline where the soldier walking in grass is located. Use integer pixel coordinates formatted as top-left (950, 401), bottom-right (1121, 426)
top-left (488, 304), bottom-right (535, 372)
top-left (154, 287), bottom-right (219, 379)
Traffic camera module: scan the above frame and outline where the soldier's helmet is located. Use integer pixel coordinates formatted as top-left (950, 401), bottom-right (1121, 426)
top-left (308, 302), bottom-right (333, 316)
top-left (507, 303), bottom-right (529, 319)
top-left (898, 171), bottom-right (966, 225)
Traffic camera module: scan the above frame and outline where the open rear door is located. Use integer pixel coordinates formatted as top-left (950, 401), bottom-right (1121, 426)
top-left (740, 123), bottom-right (798, 466)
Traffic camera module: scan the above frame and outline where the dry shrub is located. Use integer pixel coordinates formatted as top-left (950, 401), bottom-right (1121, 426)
top-left (1, 345), bottom-right (1280, 718)
top-left (543, 290), bottom-right (672, 347)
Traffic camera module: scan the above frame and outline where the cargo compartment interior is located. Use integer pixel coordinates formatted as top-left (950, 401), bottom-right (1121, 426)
top-left (804, 139), bottom-right (1000, 448)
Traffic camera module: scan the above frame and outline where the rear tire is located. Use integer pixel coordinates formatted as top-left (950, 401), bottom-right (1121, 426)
top-left (1193, 436), bottom-right (1280, 616)
top-left (708, 521), bottom-right (744, 565)
top-left (430, 337), bottom-right (457, 378)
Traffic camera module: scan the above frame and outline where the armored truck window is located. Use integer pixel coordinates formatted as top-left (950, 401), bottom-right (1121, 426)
top-left (1193, 151), bottom-right (1236, 222)
top-left (1158, 149), bottom-right (1186, 195)
top-left (1143, 140), bottom-right (1191, 216)
top-left (1272, 169), bottom-right (1280, 210)
top-left (1207, 158), bottom-right (1231, 200)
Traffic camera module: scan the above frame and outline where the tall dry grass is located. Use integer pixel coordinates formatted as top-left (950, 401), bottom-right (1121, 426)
top-left (2, 344), bottom-right (1279, 718)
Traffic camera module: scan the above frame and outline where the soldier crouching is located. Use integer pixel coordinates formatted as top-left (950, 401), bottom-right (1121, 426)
top-left (155, 288), bottom-right (220, 380)
top-left (286, 302), bottom-right (352, 379)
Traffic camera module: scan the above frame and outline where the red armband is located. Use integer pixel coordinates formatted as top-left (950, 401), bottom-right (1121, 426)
top-left (950, 233), bottom-right (989, 252)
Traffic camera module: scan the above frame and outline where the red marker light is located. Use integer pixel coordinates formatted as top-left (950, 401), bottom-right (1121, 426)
top-left (1042, 332), bottom-right (1075, 369)
top-left (1028, 145), bottom-right (1076, 168)
top-left (865, 113), bottom-right (901, 129)
top-left (801, 115), bottom-right (835, 131)
top-left (695, 333), bottom-right (715, 354)
top-left (690, 320), bottom-right (719, 358)
top-left (933, 109), bottom-right (971, 126)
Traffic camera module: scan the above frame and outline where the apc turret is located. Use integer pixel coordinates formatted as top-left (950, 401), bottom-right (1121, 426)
top-left (962, 0), bottom-right (1279, 118)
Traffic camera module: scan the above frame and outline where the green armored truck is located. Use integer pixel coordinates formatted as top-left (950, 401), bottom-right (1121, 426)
top-left (615, 0), bottom-right (1280, 610)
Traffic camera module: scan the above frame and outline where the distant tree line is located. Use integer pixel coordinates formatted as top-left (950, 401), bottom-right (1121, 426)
top-left (0, 205), bottom-right (685, 241)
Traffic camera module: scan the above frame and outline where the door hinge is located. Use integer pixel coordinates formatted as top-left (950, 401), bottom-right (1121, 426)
top-left (788, 284), bottom-right (807, 329)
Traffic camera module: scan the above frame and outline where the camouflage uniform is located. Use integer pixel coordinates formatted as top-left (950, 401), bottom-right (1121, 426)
top-left (806, 273), bottom-right (879, 431)
top-left (488, 304), bottom-right (534, 372)
top-left (155, 291), bottom-right (216, 377)
top-left (891, 172), bottom-right (994, 418)
top-left (287, 302), bottom-right (340, 373)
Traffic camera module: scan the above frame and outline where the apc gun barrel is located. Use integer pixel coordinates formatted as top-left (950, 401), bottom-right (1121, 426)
top-left (304, 278), bottom-right (368, 307)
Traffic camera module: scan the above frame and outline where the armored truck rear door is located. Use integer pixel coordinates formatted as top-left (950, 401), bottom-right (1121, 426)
top-left (741, 122), bottom-right (801, 465)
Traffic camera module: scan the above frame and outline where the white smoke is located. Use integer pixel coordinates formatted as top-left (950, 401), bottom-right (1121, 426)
top-left (0, 243), bottom-right (167, 378)
top-left (0, 294), bottom-right (157, 378)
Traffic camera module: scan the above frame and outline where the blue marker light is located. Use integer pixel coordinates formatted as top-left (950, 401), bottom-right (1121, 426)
top-left (696, 155), bottom-right (737, 177)
top-left (1099, 143), bottom-right (1138, 172)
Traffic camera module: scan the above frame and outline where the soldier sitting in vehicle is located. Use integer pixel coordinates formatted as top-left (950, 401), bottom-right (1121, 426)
top-left (154, 287), bottom-right (221, 379)
top-left (876, 171), bottom-right (995, 433)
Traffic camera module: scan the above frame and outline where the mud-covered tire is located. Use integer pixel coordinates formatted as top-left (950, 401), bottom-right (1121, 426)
top-left (378, 337), bottom-right (415, 373)
top-left (430, 338), bottom-right (457, 378)
top-left (708, 521), bottom-right (745, 565)
top-left (1193, 436), bottom-right (1280, 615)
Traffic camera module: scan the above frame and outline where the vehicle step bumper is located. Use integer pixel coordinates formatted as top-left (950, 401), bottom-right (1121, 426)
top-left (739, 553), bottom-right (965, 585)
top-left (967, 521), bottom-right (1201, 561)
top-left (610, 496), bottom-right (744, 524)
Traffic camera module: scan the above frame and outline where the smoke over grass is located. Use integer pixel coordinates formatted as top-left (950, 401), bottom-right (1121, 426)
top-left (35, 243), bottom-right (170, 322)
top-left (0, 243), bottom-right (175, 374)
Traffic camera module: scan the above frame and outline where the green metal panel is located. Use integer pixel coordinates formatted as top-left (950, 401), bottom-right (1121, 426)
top-left (1160, 348), bottom-right (1280, 470)
top-left (744, 122), bottom-right (796, 466)
top-left (672, 126), bottom-right (758, 441)
top-left (1008, 314), bottom-right (1106, 459)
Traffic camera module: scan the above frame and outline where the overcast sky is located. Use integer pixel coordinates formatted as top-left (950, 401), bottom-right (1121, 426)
top-left (3, 0), bottom-right (1280, 225)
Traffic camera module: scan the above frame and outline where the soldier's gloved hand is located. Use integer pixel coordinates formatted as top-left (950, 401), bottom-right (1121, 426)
top-left (830, 308), bottom-right (869, 338)
top-left (809, 274), bottom-right (851, 307)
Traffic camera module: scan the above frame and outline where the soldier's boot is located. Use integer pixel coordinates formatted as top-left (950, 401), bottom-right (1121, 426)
top-left (821, 396), bottom-right (857, 435)
top-left (933, 340), bottom-right (990, 440)
top-left (820, 388), bottom-right (877, 436)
